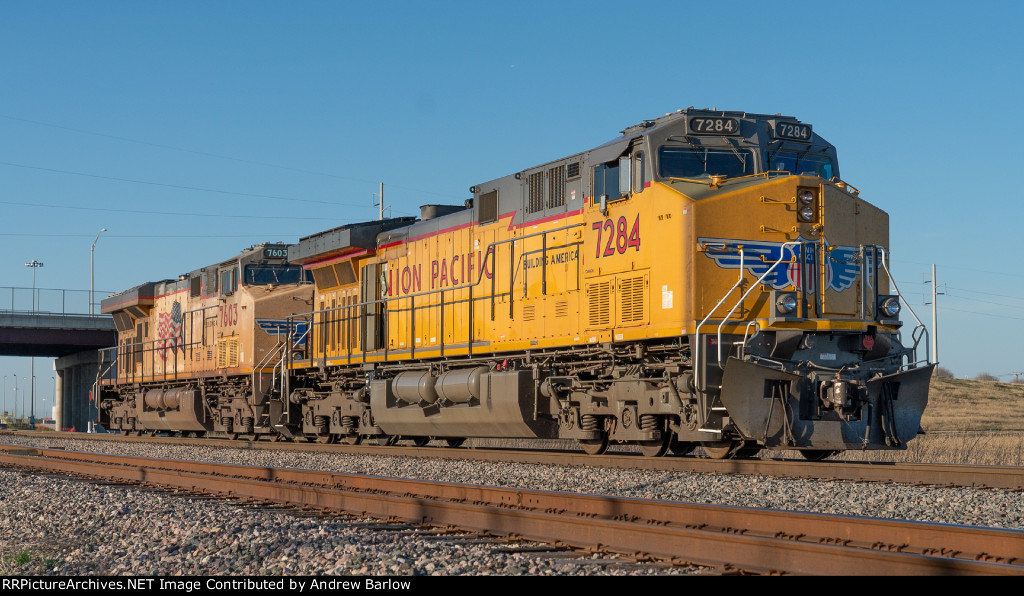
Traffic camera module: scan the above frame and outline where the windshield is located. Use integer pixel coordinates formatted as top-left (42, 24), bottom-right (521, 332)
top-left (770, 151), bottom-right (834, 179)
top-left (244, 265), bottom-right (310, 286)
top-left (658, 146), bottom-right (753, 179)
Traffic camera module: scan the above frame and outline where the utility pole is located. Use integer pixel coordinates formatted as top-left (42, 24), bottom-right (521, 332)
top-left (1011, 372), bottom-right (1024, 383)
top-left (924, 264), bottom-right (944, 364)
top-left (932, 264), bottom-right (938, 364)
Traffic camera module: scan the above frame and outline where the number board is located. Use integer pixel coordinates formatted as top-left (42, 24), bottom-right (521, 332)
top-left (263, 247), bottom-right (288, 259)
top-left (774, 121), bottom-right (813, 142)
top-left (686, 116), bottom-right (741, 136)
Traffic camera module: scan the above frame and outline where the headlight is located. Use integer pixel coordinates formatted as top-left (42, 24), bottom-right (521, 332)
top-left (776, 294), bottom-right (797, 314)
top-left (798, 206), bottom-right (815, 221)
top-left (798, 190), bottom-right (815, 205)
top-left (880, 296), bottom-right (901, 317)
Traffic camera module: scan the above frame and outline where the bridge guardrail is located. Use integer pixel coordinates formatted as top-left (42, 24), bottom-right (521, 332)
top-left (0, 286), bottom-right (115, 316)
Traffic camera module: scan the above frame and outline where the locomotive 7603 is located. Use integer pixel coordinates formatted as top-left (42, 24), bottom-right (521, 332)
top-left (99, 108), bottom-right (933, 459)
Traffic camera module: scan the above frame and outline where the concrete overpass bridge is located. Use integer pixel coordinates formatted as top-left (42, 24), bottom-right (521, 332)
top-left (0, 286), bottom-right (117, 431)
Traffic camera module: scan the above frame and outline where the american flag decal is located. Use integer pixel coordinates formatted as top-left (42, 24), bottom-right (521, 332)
top-left (157, 301), bottom-right (183, 360)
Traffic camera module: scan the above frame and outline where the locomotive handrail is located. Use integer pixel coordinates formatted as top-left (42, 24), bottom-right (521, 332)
top-left (253, 338), bottom-right (286, 396)
top-left (667, 170), bottom-right (793, 188)
top-left (97, 320), bottom-right (212, 385)
top-left (92, 349), bottom-right (120, 427)
top-left (282, 221), bottom-right (586, 377)
top-left (692, 242), bottom-right (802, 430)
top-left (830, 178), bottom-right (861, 196)
top-left (740, 321), bottom-right (761, 360)
top-left (279, 313), bottom-right (313, 420)
top-left (879, 249), bottom-right (930, 365)
top-left (692, 246), bottom-right (745, 430)
top-left (715, 241), bottom-right (803, 363)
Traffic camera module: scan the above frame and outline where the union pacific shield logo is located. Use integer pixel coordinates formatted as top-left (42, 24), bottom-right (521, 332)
top-left (696, 237), bottom-right (870, 293)
top-left (257, 319), bottom-right (309, 346)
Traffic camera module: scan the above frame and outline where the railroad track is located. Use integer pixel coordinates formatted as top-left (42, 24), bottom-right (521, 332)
top-left (7, 430), bottom-right (1024, 490)
top-left (2, 443), bottom-right (1022, 575)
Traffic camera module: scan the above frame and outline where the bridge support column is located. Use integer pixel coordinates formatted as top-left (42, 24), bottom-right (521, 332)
top-left (53, 350), bottom-right (103, 432)
top-left (54, 367), bottom-right (64, 431)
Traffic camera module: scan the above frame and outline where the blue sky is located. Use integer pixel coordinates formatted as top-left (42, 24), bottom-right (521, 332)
top-left (2, 1), bottom-right (1023, 416)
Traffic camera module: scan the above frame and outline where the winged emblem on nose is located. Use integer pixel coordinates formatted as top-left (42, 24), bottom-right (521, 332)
top-left (696, 237), bottom-right (874, 293)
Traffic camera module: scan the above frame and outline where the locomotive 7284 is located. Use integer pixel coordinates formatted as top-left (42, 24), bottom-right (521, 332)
top-left (98, 108), bottom-right (933, 459)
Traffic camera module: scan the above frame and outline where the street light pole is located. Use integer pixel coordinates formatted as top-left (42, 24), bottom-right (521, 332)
top-left (25, 259), bottom-right (44, 312)
top-left (30, 368), bottom-right (35, 429)
top-left (91, 228), bottom-right (107, 315)
top-left (25, 260), bottom-right (43, 429)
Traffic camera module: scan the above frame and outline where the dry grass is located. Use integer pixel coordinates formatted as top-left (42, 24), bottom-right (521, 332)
top-left (920, 377), bottom-right (1024, 434)
top-left (889, 376), bottom-right (1024, 465)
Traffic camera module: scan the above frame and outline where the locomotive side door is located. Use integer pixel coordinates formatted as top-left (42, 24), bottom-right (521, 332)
top-left (360, 263), bottom-right (384, 353)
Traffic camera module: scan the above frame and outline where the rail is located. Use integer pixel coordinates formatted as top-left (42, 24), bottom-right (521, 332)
top-left (2, 444), bottom-right (1021, 575)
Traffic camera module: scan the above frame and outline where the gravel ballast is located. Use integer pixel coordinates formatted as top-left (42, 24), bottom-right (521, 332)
top-left (1, 434), bottom-right (1021, 576)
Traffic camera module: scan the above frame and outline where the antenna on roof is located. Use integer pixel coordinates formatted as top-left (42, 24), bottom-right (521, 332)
top-left (373, 183), bottom-right (385, 220)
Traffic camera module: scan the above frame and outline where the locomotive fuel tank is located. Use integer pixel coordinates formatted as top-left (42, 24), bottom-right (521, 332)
top-left (370, 369), bottom-right (557, 438)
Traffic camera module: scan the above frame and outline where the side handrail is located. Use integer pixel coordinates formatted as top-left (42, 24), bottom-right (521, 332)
top-left (879, 249), bottom-right (930, 365)
top-left (253, 339), bottom-right (286, 396)
top-left (282, 222), bottom-right (585, 370)
top-left (280, 315), bottom-right (312, 406)
top-left (714, 241), bottom-right (802, 366)
top-left (691, 244), bottom-right (746, 429)
top-left (691, 240), bottom-right (801, 429)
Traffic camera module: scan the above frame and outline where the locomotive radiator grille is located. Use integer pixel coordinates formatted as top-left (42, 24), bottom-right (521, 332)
top-left (619, 276), bottom-right (645, 323)
top-left (588, 281), bottom-right (611, 327)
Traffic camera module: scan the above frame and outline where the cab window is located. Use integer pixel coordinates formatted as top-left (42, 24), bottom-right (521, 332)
top-left (633, 151), bottom-right (645, 192)
top-left (244, 265), bottom-right (311, 285)
top-left (219, 268), bottom-right (236, 296)
top-left (593, 161), bottom-right (622, 200)
top-left (658, 146), bottom-right (753, 179)
top-left (770, 151), bottom-right (834, 179)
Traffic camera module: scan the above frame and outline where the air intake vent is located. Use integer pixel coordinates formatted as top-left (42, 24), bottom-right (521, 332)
top-left (478, 190), bottom-right (498, 224)
top-left (112, 311), bottom-right (133, 332)
top-left (312, 266), bottom-right (339, 289)
top-left (555, 300), bottom-right (568, 318)
top-left (523, 304), bottom-right (536, 322)
top-left (619, 276), bottom-right (645, 323)
top-left (548, 165), bottom-right (565, 208)
top-left (528, 172), bottom-right (544, 213)
top-left (587, 281), bottom-right (611, 327)
top-left (217, 336), bottom-right (240, 368)
top-left (334, 261), bottom-right (356, 285)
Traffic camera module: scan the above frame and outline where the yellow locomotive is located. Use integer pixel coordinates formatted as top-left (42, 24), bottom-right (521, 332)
top-left (98, 243), bottom-right (315, 438)
top-left (99, 109), bottom-right (933, 459)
